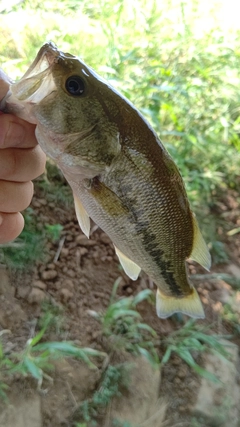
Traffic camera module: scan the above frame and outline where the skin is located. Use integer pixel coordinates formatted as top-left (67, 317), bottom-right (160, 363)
top-left (0, 70), bottom-right (46, 243)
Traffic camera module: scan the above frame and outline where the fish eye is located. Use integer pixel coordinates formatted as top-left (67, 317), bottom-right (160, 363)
top-left (65, 75), bottom-right (85, 96)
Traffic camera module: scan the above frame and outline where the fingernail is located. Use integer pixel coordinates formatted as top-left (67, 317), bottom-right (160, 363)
top-left (5, 122), bottom-right (25, 146)
top-left (0, 214), bottom-right (3, 226)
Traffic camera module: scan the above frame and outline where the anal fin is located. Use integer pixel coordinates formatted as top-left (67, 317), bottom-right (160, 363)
top-left (189, 214), bottom-right (211, 271)
top-left (73, 194), bottom-right (90, 238)
top-left (156, 287), bottom-right (205, 319)
top-left (114, 246), bottom-right (141, 280)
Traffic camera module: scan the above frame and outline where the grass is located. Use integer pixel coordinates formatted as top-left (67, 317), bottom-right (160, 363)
top-left (0, 313), bottom-right (106, 400)
top-left (89, 278), bottom-right (159, 367)
top-left (0, 0), bottom-right (239, 424)
top-left (161, 319), bottom-right (233, 383)
top-left (0, 0), bottom-right (239, 217)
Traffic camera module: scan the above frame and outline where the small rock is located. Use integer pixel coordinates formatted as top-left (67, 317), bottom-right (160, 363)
top-left (28, 288), bottom-right (47, 304)
top-left (41, 270), bottom-right (58, 280)
top-left (32, 280), bottom-right (47, 290)
top-left (60, 288), bottom-right (73, 302)
top-left (67, 269), bottom-right (76, 278)
top-left (126, 287), bottom-right (133, 294)
top-left (100, 233), bottom-right (110, 244)
top-left (76, 235), bottom-right (97, 246)
top-left (47, 263), bottom-right (56, 270)
top-left (80, 247), bottom-right (88, 256)
top-left (17, 286), bottom-right (31, 299)
top-left (39, 198), bottom-right (47, 205)
top-left (63, 279), bottom-right (75, 290)
top-left (61, 247), bottom-right (69, 257)
top-left (31, 199), bottom-right (41, 208)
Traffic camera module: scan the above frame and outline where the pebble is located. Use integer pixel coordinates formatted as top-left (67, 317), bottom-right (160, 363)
top-left (60, 288), bottom-right (73, 302)
top-left (67, 269), bottom-right (76, 278)
top-left (41, 270), bottom-right (58, 280)
top-left (63, 279), bottom-right (75, 290)
top-left (76, 235), bottom-right (97, 246)
top-left (47, 263), bottom-right (56, 270)
top-left (39, 198), bottom-right (47, 205)
top-left (100, 233), bottom-right (110, 244)
top-left (66, 234), bottom-right (74, 242)
top-left (33, 280), bottom-right (47, 290)
top-left (28, 288), bottom-right (47, 304)
top-left (61, 248), bottom-right (69, 257)
top-left (80, 247), bottom-right (88, 256)
top-left (32, 199), bottom-right (41, 208)
top-left (17, 286), bottom-right (31, 299)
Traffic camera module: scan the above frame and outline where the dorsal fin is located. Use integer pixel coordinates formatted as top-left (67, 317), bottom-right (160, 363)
top-left (73, 194), bottom-right (90, 238)
top-left (114, 246), bottom-right (141, 280)
top-left (189, 214), bottom-right (211, 271)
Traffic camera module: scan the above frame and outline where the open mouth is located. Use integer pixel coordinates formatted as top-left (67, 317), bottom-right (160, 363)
top-left (9, 42), bottom-right (62, 103)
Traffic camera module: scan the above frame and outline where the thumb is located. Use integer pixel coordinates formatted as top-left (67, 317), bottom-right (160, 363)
top-left (0, 69), bottom-right (11, 103)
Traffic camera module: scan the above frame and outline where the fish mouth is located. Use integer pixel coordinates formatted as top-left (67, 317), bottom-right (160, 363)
top-left (6, 41), bottom-right (77, 113)
top-left (10, 42), bottom-right (62, 103)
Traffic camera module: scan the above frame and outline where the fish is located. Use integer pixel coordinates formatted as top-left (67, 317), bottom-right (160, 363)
top-left (3, 42), bottom-right (211, 319)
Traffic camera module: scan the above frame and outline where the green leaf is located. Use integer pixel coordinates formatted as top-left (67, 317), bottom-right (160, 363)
top-left (23, 357), bottom-right (42, 380)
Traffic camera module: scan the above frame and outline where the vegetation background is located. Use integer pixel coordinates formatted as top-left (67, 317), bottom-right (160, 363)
top-left (0, 0), bottom-right (240, 426)
top-left (1, 0), bottom-right (240, 236)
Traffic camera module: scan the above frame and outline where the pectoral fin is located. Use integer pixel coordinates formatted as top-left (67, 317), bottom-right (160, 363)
top-left (73, 194), bottom-right (90, 238)
top-left (114, 246), bottom-right (141, 280)
top-left (189, 214), bottom-right (211, 271)
top-left (156, 288), bottom-right (205, 319)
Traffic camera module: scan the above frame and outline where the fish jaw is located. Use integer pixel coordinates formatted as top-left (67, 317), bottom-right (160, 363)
top-left (4, 42), bottom-right (62, 123)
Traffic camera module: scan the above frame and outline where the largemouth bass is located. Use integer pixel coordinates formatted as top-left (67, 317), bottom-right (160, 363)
top-left (3, 42), bottom-right (211, 318)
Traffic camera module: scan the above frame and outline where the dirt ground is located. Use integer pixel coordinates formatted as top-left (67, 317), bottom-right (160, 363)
top-left (0, 174), bottom-right (239, 427)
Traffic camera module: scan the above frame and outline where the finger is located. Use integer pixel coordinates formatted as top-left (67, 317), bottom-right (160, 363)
top-left (0, 212), bottom-right (24, 244)
top-left (0, 70), bottom-right (11, 100)
top-left (0, 146), bottom-right (46, 182)
top-left (0, 181), bottom-right (33, 213)
top-left (0, 114), bottom-right (37, 148)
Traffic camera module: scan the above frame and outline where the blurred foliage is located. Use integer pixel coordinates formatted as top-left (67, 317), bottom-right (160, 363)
top-left (161, 319), bottom-right (233, 383)
top-left (89, 278), bottom-right (159, 367)
top-left (0, 0), bottom-right (240, 241)
top-left (0, 207), bottom-right (47, 269)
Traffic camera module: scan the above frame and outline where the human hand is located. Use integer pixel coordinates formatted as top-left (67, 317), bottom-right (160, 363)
top-left (0, 69), bottom-right (46, 243)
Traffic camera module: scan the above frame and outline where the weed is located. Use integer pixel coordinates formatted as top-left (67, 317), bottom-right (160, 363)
top-left (37, 162), bottom-right (73, 209)
top-left (89, 278), bottom-right (159, 367)
top-left (221, 301), bottom-right (240, 334)
top-left (38, 301), bottom-right (65, 335)
top-left (161, 319), bottom-right (232, 383)
top-left (0, 316), bottom-right (106, 396)
top-left (44, 224), bottom-right (63, 242)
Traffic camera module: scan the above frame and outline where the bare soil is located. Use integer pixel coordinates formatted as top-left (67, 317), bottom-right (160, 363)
top-left (0, 175), bottom-right (239, 427)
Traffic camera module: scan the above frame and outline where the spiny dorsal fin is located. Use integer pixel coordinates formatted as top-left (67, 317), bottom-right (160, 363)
top-left (156, 288), bottom-right (205, 319)
top-left (73, 194), bottom-right (90, 238)
top-left (189, 214), bottom-right (211, 271)
top-left (114, 246), bottom-right (141, 280)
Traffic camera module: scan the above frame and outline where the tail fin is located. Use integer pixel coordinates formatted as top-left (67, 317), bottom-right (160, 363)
top-left (156, 288), bottom-right (205, 319)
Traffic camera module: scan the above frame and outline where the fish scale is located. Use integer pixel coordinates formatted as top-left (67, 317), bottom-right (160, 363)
top-left (3, 42), bottom-right (211, 319)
